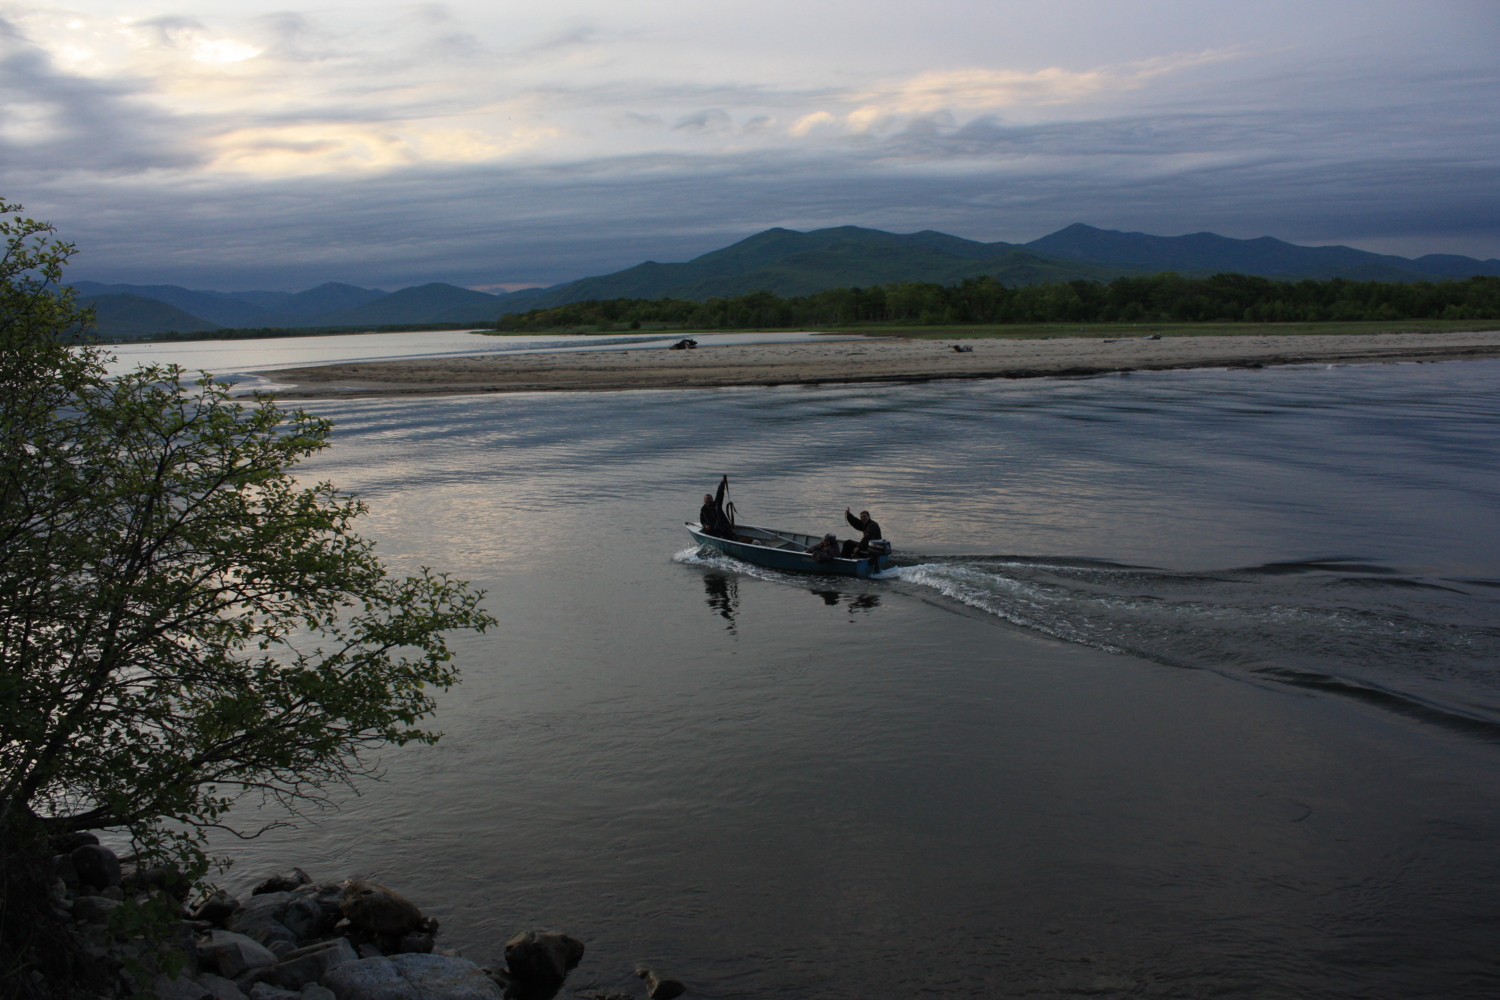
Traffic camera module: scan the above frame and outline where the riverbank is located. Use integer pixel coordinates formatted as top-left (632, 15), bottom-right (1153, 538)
top-left (259, 329), bottom-right (1500, 397)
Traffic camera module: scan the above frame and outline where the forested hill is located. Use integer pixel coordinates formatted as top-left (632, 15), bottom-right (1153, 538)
top-left (496, 273), bottom-right (1500, 331)
top-left (512, 225), bottom-right (1500, 313)
top-left (1026, 225), bottom-right (1500, 282)
top-left (514, 227), bottom-right (1127, 309)
top-left (70, 225), bottom-right (1500, 338)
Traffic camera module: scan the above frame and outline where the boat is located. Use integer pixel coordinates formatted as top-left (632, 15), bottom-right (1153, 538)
top-left (685, 522), bottom-right (892, 577)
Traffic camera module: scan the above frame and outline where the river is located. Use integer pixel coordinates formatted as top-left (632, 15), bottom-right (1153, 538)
top-left (164, 346), bottom-right (1499, 999)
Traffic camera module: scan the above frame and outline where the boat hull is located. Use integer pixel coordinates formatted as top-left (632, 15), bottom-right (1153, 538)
top-left (686, 522), bottom-right (891, 578)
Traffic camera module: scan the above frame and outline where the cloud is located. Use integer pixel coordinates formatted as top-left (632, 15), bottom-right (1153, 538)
top-left (672, 108), bottom-right (732, 132)
top-left (2, 1), bottom-right (1496, 286)
top-left (0, 16), bottom-right (200, 174)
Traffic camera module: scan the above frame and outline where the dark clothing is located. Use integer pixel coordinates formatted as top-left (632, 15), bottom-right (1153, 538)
top-left (842, 512), bottom-right (882, 559)
top-left (808, 540), bottom-right (839, 564)
top-left (700, 480), bottom-right (732, 538)
top-left (846, 511), bottom-right (882, 543)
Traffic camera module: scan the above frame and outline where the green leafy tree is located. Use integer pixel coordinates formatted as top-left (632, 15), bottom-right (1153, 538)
top-left (0, 200), bottom-right (494, 877)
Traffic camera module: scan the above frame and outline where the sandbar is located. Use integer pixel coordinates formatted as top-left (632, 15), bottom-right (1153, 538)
top-left (260, 330), bottom-right (1500, 398)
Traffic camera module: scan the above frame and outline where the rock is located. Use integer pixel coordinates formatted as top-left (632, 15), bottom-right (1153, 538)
top-left (357, 945), bottom-right (384, 960)
top-left (294, 882), bottom-right (348, 922)
top-left (229, 892), bottom-right (327, 947)
top-left (53, 853), bottom-right (80, 893)
top-left (253, 869), bottom-right (312, 896)
top-left (394, 933), bottom-right (434, 955)
top-left (177, 920), bottom-right (204, 976)
top-left (133, 866), bottom-right (195, 900)
top-left (301, 986), bottom-right (336, 1000)
top-left (248, 984), bottom-right (301, 1000)
top-left (49, 831), bottom-right (100, 854)
top-left (634, 968), bottom-right (685, 1000)
top-left (269, 941), bottom-right (297, 959)
top-left (151, 973), bottom-right (213, 1000)
top-left (325, 955), bottom-right (502, 1000)
top-left (341, 882), bottom-right (423, 938)
top-left (200, 930), bottom-right (279, 979)
top-left (501, 932), bottom-right (583, 999)
top-left (73, 895), bottom-right (121, 924)
top-left (196, 973), bottom-right (250, 1000)
top-left (99, 884), bottom-right (125, 901)
top-left (70, 843), bottom-right (122, 890)
top-left (195, 894), bottom-right (243, 928)
top-left (268, 938), bottom-right (359, 990)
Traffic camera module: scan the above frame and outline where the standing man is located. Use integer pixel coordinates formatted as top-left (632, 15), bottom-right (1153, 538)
top-left (842, 507), bottom-right (882, 558)
top-left (700, 475), bottom-right (732, 538)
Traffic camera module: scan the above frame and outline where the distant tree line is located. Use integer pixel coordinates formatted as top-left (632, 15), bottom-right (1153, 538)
top-left (495, 273), bottom-right (1500, 331)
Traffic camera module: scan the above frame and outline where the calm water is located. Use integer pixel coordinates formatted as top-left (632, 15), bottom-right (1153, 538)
top-left (101, 329), bottom-right (856, 389)
top-left (195, 358), bottom-right (1500, 999)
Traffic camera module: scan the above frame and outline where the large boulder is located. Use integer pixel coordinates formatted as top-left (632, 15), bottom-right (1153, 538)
top-left (195, 894), bottom-right (243, 928)
top-left (634, 967), bottom-right (686, 1000)
top-left (53, 853), bottom-right (80, 894)
top-left (267, 938), bottom-right (359, 990)
top-left (194, 973), bottom-right (250, 1000)
top-left (341, 882), bottom-right (423, 938)
top-left (293, 882), bottom-right (348, 923)
top-left (229, 892), bottom-right (326, 947)
top-left (130, 865), bottom-right (195, 900)
top-left (70, 843), bottom-right (121, 891)
top-left (49, 831), bottom-right (100, 854)
top-left (247, 985), bottom-right (300, 1000)
top-left (501, 932), bottom-right (583, 999)
top-left (325, 955), bottom-right (502, 1000)
top-left (200, 930), bottom-right (279, 979)
top-left (253, 869), bottom-right (312, 896)
top-left (150, 973), bottom-right (213, 1000)
top-left (72, 895), bottom-right (120, 925)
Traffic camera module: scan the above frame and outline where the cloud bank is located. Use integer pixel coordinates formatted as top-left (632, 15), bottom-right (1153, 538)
top-left (3, 0), bottom-right (1497, 289)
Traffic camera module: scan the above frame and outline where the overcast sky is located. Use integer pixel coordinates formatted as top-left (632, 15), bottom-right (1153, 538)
top-left (3, 0), bottom-right (1497, 291)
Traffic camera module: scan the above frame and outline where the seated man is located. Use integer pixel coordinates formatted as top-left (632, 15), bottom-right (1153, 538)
top-left (807, 533), bottom-right (840, 564)
top-left (699, 475), bottom-right (733, 538)
top-left (841, 507), bottom-right (882, 558)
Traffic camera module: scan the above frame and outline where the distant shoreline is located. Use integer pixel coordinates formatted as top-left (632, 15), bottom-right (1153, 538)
top-left (256, 330), bottom-right (1500, 399)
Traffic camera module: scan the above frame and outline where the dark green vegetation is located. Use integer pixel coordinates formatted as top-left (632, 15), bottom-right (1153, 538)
top-left (78, 292), bottom-right (222, 338)
top-left (71, 279), bottom-right (495, 338)
top-left (1, 202), bottom-right (493, 996)
top-left (513, 225), bottom-right (1500, 314)
top-left (72, 224), bottom-right (1500, 339)
top-left (495, 272), bottom-right (1500, 332)
top-left (518, 226), bottom-right (1128, 309)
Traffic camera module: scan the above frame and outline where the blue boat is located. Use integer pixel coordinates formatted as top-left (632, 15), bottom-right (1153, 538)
top-left (686, 522), bottom-right (892, 577)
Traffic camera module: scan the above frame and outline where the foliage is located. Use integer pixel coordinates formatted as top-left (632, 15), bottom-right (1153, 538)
top-left (495, 272), bottom-right (1500, 331)
top-left (0, 199), bottom-right (494, 879)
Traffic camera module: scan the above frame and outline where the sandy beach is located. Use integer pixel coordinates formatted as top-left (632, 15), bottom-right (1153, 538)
top-left (260, 329), bottom-right (1500, 397)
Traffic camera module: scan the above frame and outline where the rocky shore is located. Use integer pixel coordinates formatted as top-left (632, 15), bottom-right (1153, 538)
top-left (43, 837), bottom-right (685, 1000)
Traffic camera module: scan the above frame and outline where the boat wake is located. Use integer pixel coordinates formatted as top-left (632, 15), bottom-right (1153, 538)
top-left (681, 544), bottom-right (1500, 736)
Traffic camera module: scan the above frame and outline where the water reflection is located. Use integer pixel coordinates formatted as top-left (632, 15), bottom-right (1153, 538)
top-left (812, 590), bottom-right (883, 612)
top-left (702, 573), bottom-right (738, 633)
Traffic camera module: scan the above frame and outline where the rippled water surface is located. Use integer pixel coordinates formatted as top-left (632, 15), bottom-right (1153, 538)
top-left (204, 358), bottom-right (1500, 999)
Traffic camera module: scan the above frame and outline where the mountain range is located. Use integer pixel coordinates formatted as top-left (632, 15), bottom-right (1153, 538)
top-left (72, 225), bottom-right (1500, 338)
